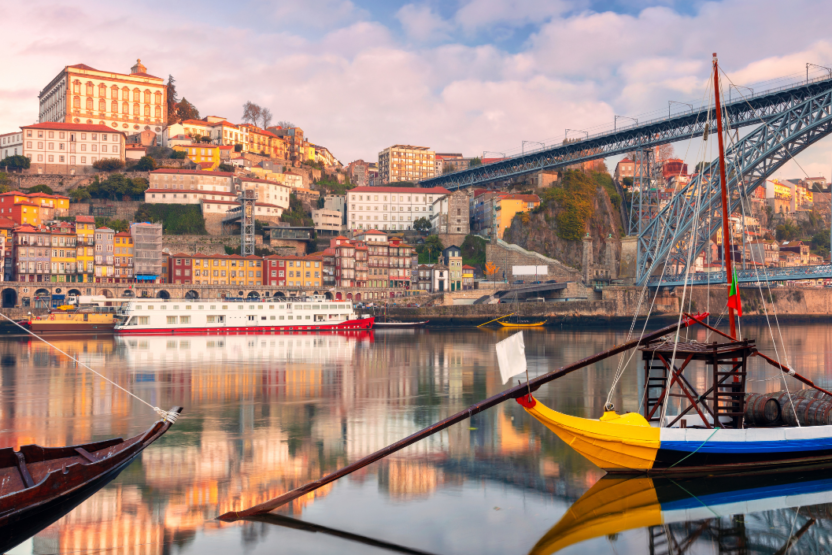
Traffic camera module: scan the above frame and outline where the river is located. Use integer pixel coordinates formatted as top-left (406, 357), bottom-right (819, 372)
top-left (2, 322), bottom-right (832, 554)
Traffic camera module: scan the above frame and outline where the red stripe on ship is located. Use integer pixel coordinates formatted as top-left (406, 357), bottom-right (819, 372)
top-left (115, 317), bottom-right (375, 335)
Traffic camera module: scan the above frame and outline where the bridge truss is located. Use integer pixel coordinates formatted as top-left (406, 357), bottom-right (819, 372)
top-left (639, 87), bottom-right (832, 286)
top-left (420, 75), bottom-right (832, 191)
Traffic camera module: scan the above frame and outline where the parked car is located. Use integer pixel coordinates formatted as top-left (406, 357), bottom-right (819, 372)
top-left (526, 297), bottom-right (545, 303)
top-left (546, 280), bottom-right (557, 284)
top-left (514, 280), bottom-right (525, 285)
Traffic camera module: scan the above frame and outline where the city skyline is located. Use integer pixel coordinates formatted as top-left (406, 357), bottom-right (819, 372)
top-left (2, 0), bottom-right (832, 180)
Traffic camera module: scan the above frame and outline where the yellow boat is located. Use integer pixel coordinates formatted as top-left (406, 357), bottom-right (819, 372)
top-left (497, 318), bottom-right (547, 328)
top-left (28, 309), bottom-right (118, 333)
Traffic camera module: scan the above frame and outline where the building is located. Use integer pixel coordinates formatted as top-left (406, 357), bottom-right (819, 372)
top-left (93, 227), bottom-right (115, 282)
top-left (430, 190), bottom-right (470, 234)
top-left (346, 160), bottom-right (370, 187)
top-left (145, 168), bottom-right (236, 205)
top-left (172, 144), bottom-right (221, 170)
top-left (613, 157), bottom-right (649, 184)
top-left (268, 127), bottom-right (305, 162)
top-left (462, 264), bottom-right (475, 290)
top-left (378, 145), bottom-right (435, 184)
top-left (346, 186), bottom-right (450, 232)
top-left (131, 222), bottom-right (163, 281)
top-left (21, 122), bottom-right (126, 172)
top-left (0, 217), bottom-right (14, 281)
top-left (442, 246), bottom-right (463, 292)
top-left (0, 132), bottom-right (23, 159)
top-left (75, 215), bottom-right (95, 282)
top-left (168, 254), bottom-right (192, 284)
top-left (38, 59), bottom-right (166, 136)
top-left (780, 240), bottom-right (810, 265)
top-left (435, 153), bottom-right (472, 175)
top-left (312, 209), bottom-right (343, 234)
top-left (50, 224), bottom-right (78, 282)
top-left (125, 144), bottom-right (147, 160)
top-left (239, 177), bottom-right (291, 212)
top-left (14, 226), bottom-right (52, 282)
top-left (387, 237), bottom-right (413, 289)
top-left (492, 193), bottom-right (540, 239)
top-left (114, 231), bottom-right (133, 282)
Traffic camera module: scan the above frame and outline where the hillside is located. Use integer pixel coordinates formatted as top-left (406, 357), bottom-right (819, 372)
top-left (503, 169), bottom-right (624, 270)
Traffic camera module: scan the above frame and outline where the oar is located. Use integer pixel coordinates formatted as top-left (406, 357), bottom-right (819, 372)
top-left (683, 313), bottom-right (832, 398)
top-left (218, 312), bottom-right (708, 521)
top-left (477, 312), bottom-right (514, 328)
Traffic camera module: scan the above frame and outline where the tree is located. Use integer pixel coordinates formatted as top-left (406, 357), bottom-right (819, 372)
top-left (218, 163), bottom-right (234, 172)
top-left (242, 101), bottom-right (262, 126)
top-left (199, 135), bottom-right (212, 143)
top-left (94, 217), bottom-right (129, 233)
top-left (622, 177), bottom-right (633, 188)
top-left (484, 261), bottom-right (500, 280)
top-left (69, 188), bottom-right (91, 203)
top-left (93, 158), bottom-right (125, 171)
top-left (166, 75), bottom-right (180, 124)
top-left (134, 156), bottom-right (156, 171)
top-left (170, 150), bottom-right (188, 159)
top-left (276, 120), bottom-right (295, 129)
top-left (27, 184), bottom-right (54, 195)
top-left (468, 157), bottom-right (482, 168)
top-left (694, 161), bottom-right (709, 174)
top-left (176, 97), bottom-right (200, 121)
top-left (424, 235), bottom-right (444, 260)
top-left (656, 143), bottom-right (675, 163)
top-left (775, 219), bottom-right (800, 241)
top-left (1, 155), bottom-right (30, 170)
top-left (234, 144), bottom-right (243, 152)
top-left (413, 217), bottom-right (432, 234)
top-left (316, 196), bottom-right (325, 209)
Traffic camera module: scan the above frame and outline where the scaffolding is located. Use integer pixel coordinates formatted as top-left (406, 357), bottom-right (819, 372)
top-left (239, 188), bottom-right (257, 256)
top-left (131, 222), bottom-right (163, 280)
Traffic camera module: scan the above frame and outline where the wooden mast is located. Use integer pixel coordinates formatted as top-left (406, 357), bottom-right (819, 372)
top-left (713, 53), bottom-right (737, 340)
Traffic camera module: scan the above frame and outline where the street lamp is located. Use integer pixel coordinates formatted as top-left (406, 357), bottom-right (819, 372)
top-left (565, 129), bottom-right (589, 141)
top-left (522, 140), bottom-right (545, 154)
top-left (482, 151), bottom-right (506, 162)
top-left (614, 115), bottom-right (638, 131)
top-left (807, 63), bottom-right (832, 83)
top-left (728, 84), bottom-right (753, 103)
top-left (668, 100), bottom-right (693, 117)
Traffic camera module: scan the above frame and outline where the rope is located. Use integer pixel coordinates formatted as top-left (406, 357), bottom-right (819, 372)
top-left (0, 311), bottom-right (177, 423)
top-left (668, 427), bottom-right (719, 468)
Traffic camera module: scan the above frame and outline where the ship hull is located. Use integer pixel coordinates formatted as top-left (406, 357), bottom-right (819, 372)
top-left (116, 316), bottom-right (375, 335)
top-left (29, 322), bottom-right (116, 333)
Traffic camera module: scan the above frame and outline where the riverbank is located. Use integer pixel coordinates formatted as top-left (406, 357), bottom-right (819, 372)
top-left (388, 285), bottom-right (832, 327)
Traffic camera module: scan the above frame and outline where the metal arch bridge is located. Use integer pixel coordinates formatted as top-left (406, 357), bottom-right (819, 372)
top-left (419, 74), bottom-right (832, 191)
top-left (647, 265), bottom-right (832, 288)
top-left (635, 84), bottom-right (832, 285)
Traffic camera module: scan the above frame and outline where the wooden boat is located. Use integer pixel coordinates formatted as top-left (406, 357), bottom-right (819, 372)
top-left (497, 318), bottom-right (547, 328)
top-left (374, 320), bottom-right (429, 328)
top-left (529, 464), bottom-right (832, 555)
top-left (0, 407), bottom-right (182, 553)
top-left (28, 308), bottom-right (118, 333)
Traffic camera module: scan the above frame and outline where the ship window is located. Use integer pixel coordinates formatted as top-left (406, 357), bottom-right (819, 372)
top-left (180, 316), bottom-right (191, 324)
top-left (280, 316), bottom-right (284, 320)
top-left (261, 316), bottom-right (267, 320)
top-left (84, 314), bottom-right (88, 321)
top-left (222, 305), bottom-right (228, 310)
top-left (270, 316), bottom-right (276, 320)
top-left (167, 316), bottom-right (176, 324)
top-left (207, 315), bottom-right (216, 323)
top-left (258, 305), bottom-right (264, 310)
top-left (306, 315), bottom-right (311, 320)
top-left (269, 305), bottom-right (274, 309)
top-left (211, 305), bottom-right (216, 310)
top-left (186, 305), bottom-right (191, 310)
top-left (247, 315), bottom-right (255, 322)
top-left (167, 341), bottom-right (176, 349)
top-left (305, 305), bottom-right (311, 310)
top-left (138, 316), bottom-right (149, 325)
top-left (160, 305), bottom-right (166, 310)
top-left (279, 304), bottom-right (285, 309)
top-left (238, 305), bottom-right (243, 309)
top-left (173, 305), bottom-right (179, 310)
top-left (249, 305), bottom-right (255, 310)
top-left (288, 316), bottom-right (293, 320)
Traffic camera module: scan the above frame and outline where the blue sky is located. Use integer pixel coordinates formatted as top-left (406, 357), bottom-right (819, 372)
top-left (2, 0), bottom-right (831, 178)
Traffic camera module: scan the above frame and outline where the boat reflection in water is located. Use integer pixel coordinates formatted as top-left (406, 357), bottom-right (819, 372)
top-left (531, 465), bottom-right (832, 555)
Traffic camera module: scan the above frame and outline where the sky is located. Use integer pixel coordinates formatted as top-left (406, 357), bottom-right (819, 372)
top-left (2, 0), bottom-right (832, 180)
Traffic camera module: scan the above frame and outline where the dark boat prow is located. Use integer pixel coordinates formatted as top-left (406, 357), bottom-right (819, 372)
top-left (0, 406), bottom-right (183, 553)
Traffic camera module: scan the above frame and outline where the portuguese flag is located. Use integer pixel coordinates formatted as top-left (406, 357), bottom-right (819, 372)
top-left (727, 269), bottom-right (742, 317)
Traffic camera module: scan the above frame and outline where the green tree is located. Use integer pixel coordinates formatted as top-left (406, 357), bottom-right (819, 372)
top-left (86, 174), bottom-right (148, 200)
top-left (775, 219), bottom-right (800, 241)
top-left (134, 156), bottom-right (156, 171)
top-left (218, 163), bottom-right (234, 172)
top-left (1, 155), bottom-right (31, 170)
top-left (280, 193), bottom-right (314, 227)
top-left (176, 98), bottom-right (200, 121)
top-left (135, 204), bottom-right (207, 234)
top-left (170, 150), bottom-right (188, 160)
top-left (418, 235), bottom-right (444, 263)
top-left (811, 231), bottom-right (831, 258)
top-left (234, 144), bottom-right (243, 152)
top-left (27, 184), bottom-right (54, 195)
top-left (413, 217), bottom-right (432, 234)
top-left (694, 161), bottom-right (709, 174)
top-left (93, 158), bottom-right (125, 171)
top-left (166, 75), bottom-right (180, 124)
top-left (68, 188), bottom-right (91, 202)
top-left (622, 177), bottom-right (633, 188)
top-left (468, 157), bottom-right (482, 168)
top-left (460, 234), bottom-right (487, 268)
top-left (94, 217), bottom-right (129, 232)
top-left (316, 196), bottom-right (325, 209)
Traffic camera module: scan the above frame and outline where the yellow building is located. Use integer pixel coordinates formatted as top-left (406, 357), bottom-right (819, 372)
top-left (173, 144), bottom-right (221, 170)
top-left (191, 254), bottom-right (230, 285)
top-left (50, 226), bottom-right (78, 282)
top-left (232, 256), bottom-right (263, 286)
top-left (74, 215), bottom-right (96, 282)
top-left (286, 254), bottom-right (322, 288)
top-left (493, 194), bottom-right (540, 239)
top-left (114, 231), bottom-right (133, 281)
top-left (28, 192), bottom-right (70, 215)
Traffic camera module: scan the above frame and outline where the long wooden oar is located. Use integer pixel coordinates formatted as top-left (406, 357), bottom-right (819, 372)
top-left (683, 313), bottom-right (832, 398)
top-left (477, 312), bottom-right (514, 328)
top-left (218, 313), bottom-right (708, 521)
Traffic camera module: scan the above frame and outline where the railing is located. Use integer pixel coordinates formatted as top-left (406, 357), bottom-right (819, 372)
top-left (648, 264), bottom-right (832, 286)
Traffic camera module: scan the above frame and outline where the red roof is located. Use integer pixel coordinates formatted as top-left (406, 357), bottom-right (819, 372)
top-left (462, 264), bottom-right (476, 270)
top-left (0, 217), bottom-right (15, 229)
top-left (198, 162), bottom-right (214, 169)
top-left (75, 215), bottom-right (95, 223)
top-left (28, 192), bottom-right (69, 200)
top-left (348, 186), bottom-right (451, 194)
top-left (66, 64), bottom-right (162, 80)
top-left (240, 176), bottom-right (290, 186)
top-left (150, 169), bottom-right (234, 177)
top-left (358, 230), bottom-right (387, 235)
top-left (145, 188), bottom-right (236, 196)
top-left (20, 122), bottom-right (125, 135)
top-left (180, 119), bottom-right (209, 126)
top-left (14, 201), bottom-right (40, 207)
top-left (115, 231), bottom-right (131, 237)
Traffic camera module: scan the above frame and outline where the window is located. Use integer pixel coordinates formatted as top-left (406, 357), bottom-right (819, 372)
top-left (180, 316), bottom-right (191, 324)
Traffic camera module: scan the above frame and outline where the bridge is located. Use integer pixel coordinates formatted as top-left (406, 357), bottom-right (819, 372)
top-left (647, 265), bottom-right (832, 288)
top-left (420, 74), bottom-right (832, 191)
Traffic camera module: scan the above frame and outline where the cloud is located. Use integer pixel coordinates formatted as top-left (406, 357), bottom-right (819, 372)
top-left (454, 0), bottom-right (573, 34)
top-left (396, 4), bottom-right (453, 43)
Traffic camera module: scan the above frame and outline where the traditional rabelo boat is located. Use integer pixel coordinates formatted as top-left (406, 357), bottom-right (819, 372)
top-left (497, 317), bottom-right (547, 328)
top-left (374, 319), bottom-right (429, 329)
top-left (218, 52), bottom-right (832, 521)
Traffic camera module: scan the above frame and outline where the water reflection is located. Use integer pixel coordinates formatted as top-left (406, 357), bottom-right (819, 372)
top-left (1, 323), bottom-right (832, 554)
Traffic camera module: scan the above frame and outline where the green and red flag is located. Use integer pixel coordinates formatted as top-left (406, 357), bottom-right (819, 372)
top-left (727, 269), bottom-right (742, 317)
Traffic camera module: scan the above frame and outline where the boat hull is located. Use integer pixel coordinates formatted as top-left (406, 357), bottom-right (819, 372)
top-left (29, 322), bottom-right (116, 333)
top-left (116, 316), bottom-right (375, 335)
top-left (373, 321), bottom-right (428, 328)
top-left (497, 320), bottom-right (547, 328)
top-left (520, 396), bottom-right (832, 475)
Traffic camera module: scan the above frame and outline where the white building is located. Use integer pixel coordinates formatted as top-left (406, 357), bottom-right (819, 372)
top-left (346, 186), bottom-right (450, 232)
top-left (145, 169), bottom-right (236, 204)
top-left (0, 132), bottom-right (23, 159)
top-left (378, 145), bottom-right (436, 184)
top-left (21, 122), bottom-right (126, 172)
top-left (39, 59), bottom-right (166, 136)
top-left (200, 199), bottom-right (285, 220)
top-left (313, 209), bottom-right (344, 233)
top-left (238, 177), bottom-right (291, 211)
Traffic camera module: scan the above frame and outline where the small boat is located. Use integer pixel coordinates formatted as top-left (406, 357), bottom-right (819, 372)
top-left (0, 407), bottom-right (182, 553)
top-left (497, 317), bottom-right (547, 328)
top-left (28, 308), bottom-right (118, 333)
top-left (530, 464), bottom-right (832, 555)
top-left (373, 320), bottom-right (429, 328)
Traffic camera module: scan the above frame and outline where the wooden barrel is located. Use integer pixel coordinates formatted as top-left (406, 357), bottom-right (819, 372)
top-left (782, 397), bottom-right (832, 426)
top-left (744, 393), bottom-right (781, 426)
top-left (795, 388), bottom-right (832, 401)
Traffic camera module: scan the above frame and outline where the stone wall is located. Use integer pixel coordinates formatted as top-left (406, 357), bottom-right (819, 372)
top-left (162, 234), bottom-right (262, 256)
top-left (486, 239), bottom-right (581, 281)
top-left (437, 233), bottom-right (468, 249)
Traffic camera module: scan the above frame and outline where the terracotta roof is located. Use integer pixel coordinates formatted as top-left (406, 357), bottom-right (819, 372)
top-left (14, 201), bottom-right (40, 207)
top-left (0, 217), bottom-right (15, 228)
top-left (198, 162), bottom-right (214, 169)
top-left (75, 215), bottom-right (95, 223)
top-left (201, 199), bottom-right (285, 209)
top-left (348, 186), bottom-right (451, 195)
top-left (240, 176), bottom-right (290, 186)
top-left (180, 119), bottom-right (209, 126)
top-left (28, 192), bottom-right (69, 200)
top-left (358, 230), bottom-right (387, 235)
top-left (20, 122), bottom-right (125, 134)
top-left (0, 191), bottom-right (29, 197)
top-left (145, 188), bottom-right (236, 196)
top-left (96, 227), bottom-right (114, 232)
top-left (462, 264), bottom-right (476, 269)
top-left (150, 169), bottom-right (234, 177)
top-left (115, 231), bottom-right (131, 237)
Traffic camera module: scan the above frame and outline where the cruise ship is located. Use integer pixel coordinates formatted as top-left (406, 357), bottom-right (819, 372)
top-left (114, 296), bottom-right (374, 335)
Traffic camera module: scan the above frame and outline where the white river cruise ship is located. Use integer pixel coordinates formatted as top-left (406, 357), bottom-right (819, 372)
top-left (114, 296), bottom-right (374, 335)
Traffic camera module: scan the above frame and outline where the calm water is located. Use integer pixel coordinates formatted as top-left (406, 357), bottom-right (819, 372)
top-left (3, 322), bottom-right (832, 554)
